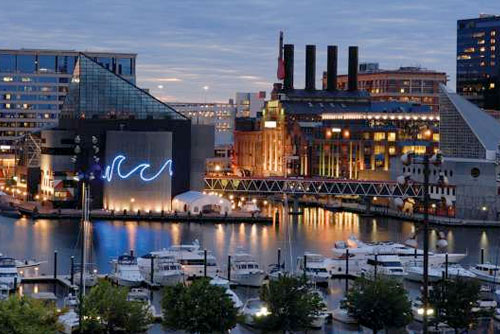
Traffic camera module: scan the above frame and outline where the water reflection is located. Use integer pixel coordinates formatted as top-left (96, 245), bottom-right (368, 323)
top-left (0, 207), bottom-right (497, 276)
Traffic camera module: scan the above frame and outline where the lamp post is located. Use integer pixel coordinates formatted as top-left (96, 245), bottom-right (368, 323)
top-left (72, 134), bottom-right (101, 334)
top-left (400, 150), bottom-right (446, 334)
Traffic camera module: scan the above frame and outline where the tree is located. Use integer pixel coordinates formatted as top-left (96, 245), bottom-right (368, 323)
top-left (0, 295), bottom-right (61, 334)
top-left (257, 275), bottom-right (325, 331)
top-left (162, 278), bottom-right (239, 334)
top-left (81, 280), bottom-right (152, 334)
top-left (346, 277), bottom-right (412, 334)
top-left (429, 277), bottom-right (482, 334)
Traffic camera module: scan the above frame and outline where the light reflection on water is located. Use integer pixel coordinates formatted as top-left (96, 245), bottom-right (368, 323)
top-left (0, 207), bottom-right (499, 276)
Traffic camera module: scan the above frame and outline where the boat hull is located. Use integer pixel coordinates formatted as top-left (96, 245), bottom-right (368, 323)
top-left (233, 272), bottom-right (265, 287)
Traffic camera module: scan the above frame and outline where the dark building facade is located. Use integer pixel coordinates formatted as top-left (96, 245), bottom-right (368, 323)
top-left (457, 14), bottom-right (500, 110)
top-left (36, 54), bottom-right (196, 209)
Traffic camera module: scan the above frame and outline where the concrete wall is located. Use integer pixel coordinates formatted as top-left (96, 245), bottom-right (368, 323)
top-left (103, 131), bottom-right (173, 212)
top-left (190, 124), bottom-right (214, 191)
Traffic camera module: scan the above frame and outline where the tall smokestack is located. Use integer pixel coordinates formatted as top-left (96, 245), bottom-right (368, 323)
top-left (283, 44), bottom-right (294, 91)
top-left (305, 45), bottom-right (316, 91)
top-left (326, 45), bottom-right (338, 91)
top-left (348, 46), bottom-right (358, 91)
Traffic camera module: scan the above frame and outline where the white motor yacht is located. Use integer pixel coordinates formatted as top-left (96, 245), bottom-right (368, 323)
top-left (230, 251), bottom-right (265, 287)
top-left (406, 264), bottom-right (476, 283)
top-left (110, 255), bottom-right (144, 287)
top-left (332, 236), bottom-right (466, 266)
top-left (73, 266), bottom-right (98, 288)
top-left (160, 241), bottom-right (219, 278)
top-left (138, 253), bottom-right (184, 286)
top-left (0, 256), bottom-right (19, 289)
top-left (127, 288), bottom-right (157, 317)
top-left (241, 298), bottom-right (270, 326)
top-left (296, 252), bottom-right (331, 284)
top-left (360, 255), bottom-right (407, 279)
top-left (470, 263), bottom-right (500, 283)
top-left (58, 309), bottom-right (79, 334)
top-left (209, 276), bottom-right (243, 309)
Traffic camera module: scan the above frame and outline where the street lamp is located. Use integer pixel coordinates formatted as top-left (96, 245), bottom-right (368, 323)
top-left (400, 150), bottom-right (445, 334)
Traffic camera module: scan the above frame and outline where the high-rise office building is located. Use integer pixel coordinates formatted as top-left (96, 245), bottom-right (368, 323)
top-left (0, 49), bottom-right (136, 172)
top-left (457, 14), bottom-right (500, 110)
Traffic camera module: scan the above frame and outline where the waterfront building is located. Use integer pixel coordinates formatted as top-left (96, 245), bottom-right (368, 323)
top-left (391, 85), bottom-right (500, 220)
top-left (0, 49), bottom-right (136, 175)
top-left (233, 44), bottom-right (439, 180)
top-left (235, 92), bottom-right (266, 118)
top-left (169, 101), bottom-right (235, 146)
top-left (457, 14), bottom-right (500, 110)
top-left (25, 53), bottom-right (213, 209)
top-left (324, 63), bottom-right (447, 112)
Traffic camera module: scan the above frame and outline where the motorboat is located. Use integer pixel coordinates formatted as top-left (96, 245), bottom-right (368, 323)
top-left (110, 255), bottom-right (144, 287)
top-left (58, 309), bottom-right (79, 334)
top-left (138, 253), bottom-right (184, 286)
top-left (309, 289), bottom-right (329, 329)
top-left (360, 255), bottom-right (407, 279)
top-left (296, 252), bottom-right (331, 285)
top-left (332, 298), bottom-right (357, 324)
top-left (332, 236), bottom-right (466, 266)
top-left (230, 250), bottom-right (265, 287)
top-left (0, 256), bottom-right (20, 289)
top-left (406, 264), bottom-right (476, 283)
top-left (209, 276), bottom-right (243, 309)
top-left (267, 264), bottom-right (285, 281)
top-left (64, 293), bottom-right (79, 308)
top-left (73, 266), bottom-right (98, 288)
top-left (469, 263), bottom-right (500, 283)
top-left (15, 258), bottom-right (45, 270)
top-left (241, 298), bottom-right (270, 326)
top-left (160, 241), bottom-right (219, 278)
top-left (412, 300), bottom-right (435, 323)
top-left (0, 283), bottom-right (9, 300)
top-left (127, 288), bottom-right (157, 317)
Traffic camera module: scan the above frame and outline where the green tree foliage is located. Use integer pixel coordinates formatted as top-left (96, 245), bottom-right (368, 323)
top-left (257, 275), bottom-right (325, 331)
top-left (429, 277), bottom-right (482, 333)
top-left (346, 277), bottom-right (413, 334)
top-left (81, 280), bottom-right (152, 334)
top-left (162, 278), bottom-right (239, 334)
top-left (0, 296), bottom-right (61, 334)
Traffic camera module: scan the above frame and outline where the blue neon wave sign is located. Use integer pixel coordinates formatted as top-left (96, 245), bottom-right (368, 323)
top-left (103, 154), bottom-right (173, 182)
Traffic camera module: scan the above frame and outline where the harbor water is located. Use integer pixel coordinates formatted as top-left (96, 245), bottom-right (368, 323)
top-left (2, 206), bottom-right (500, 333)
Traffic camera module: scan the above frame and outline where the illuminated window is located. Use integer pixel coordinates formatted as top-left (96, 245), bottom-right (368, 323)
top-left (492, 46), bottom-right (496, 51)
top-left (387, 132), bottom-right (396, 141)
top-left (490, 83), bottom-right (496, 89)
top-left (479, 47), bottom-right (486, 52)
top-left (433, 133), bottom-right (440, 142)
top-left (473, 32), bottom-right (485, 38)
top-left (492, 31), bottom-right (497, 36)
top-left (492, 39), bottom-right (496, 44)
top-left (464, 47), bottom-right (475, 53)
top-left (374, 132), bottom-right (386, 141)
top-left (388, 146), bottom-right (396, 155)
top-left (478, 39), bottom-right (485, 45)
top-left (2, 77), bottom-right (13, 82)
top-left (458, 55), bottom-right (471, 60)
top-left (21, 77), bottom-right (31, 82)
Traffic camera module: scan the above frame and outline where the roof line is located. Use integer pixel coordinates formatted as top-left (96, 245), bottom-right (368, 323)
top-left (79, 52), bottom-right (189, 121)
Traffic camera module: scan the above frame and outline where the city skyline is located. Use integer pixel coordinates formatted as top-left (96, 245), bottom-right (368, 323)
top-left (1, 0), bottom-right (498, 102)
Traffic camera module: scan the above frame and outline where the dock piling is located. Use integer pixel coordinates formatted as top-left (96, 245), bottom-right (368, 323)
top-left (204, 249), bottom-right (207, 278)
top-left (227, 255), bottom-right (231, 281)
top-left (70, 256), bottom-right (75, 285)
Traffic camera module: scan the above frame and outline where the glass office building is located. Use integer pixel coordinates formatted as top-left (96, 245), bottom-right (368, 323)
top-left (457, 15), bottom-right (500, 110)
top-left (0, 49), bottom-right (136, 172)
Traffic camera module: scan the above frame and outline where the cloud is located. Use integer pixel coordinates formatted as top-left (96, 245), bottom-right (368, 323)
top-left (1, 0), bottom-right (496, 100)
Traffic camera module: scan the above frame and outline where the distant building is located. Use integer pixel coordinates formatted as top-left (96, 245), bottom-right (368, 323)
top-left (457, 14), bottom-right (500, 110)
top-left (324, 64), bottom-right (447, 112)
top-left (235, 92), bottom-right (266, 118)
top-left (0, 49), bottom-right (136, 174)
top-left (234, 44), bottom-right (439, 181)
top-left (391, 85), bottom-right (500, 220)
top-left (169, 102), bottom-right (235, 146)
top-left (12, 53), bottom-right (214, 210)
